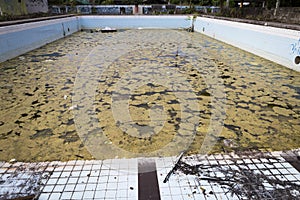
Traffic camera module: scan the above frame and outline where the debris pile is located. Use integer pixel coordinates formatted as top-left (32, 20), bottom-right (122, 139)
top-left (164, 151), bottom-right (300, 199)
top-left (0, 162), bottom-right (51, 200)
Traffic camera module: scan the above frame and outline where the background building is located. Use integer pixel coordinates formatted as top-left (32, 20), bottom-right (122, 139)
top-left (26, 0), bottom-right (48, 14)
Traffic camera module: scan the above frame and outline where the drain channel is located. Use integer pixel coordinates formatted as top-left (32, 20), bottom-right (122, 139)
top-left (138, 159), bottom-right (161, 200)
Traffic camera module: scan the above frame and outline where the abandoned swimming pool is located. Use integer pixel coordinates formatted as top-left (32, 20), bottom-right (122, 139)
top-left (0, 25), bottom-right (299, 162)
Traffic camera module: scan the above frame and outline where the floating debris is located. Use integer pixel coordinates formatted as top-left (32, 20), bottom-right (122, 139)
top-left (163, 151), bottom-right (185, 183)
top-left (30, 129), bottom-right (53, 139)
top-left (104, 141), bottom-right (112, 145)
top-left (9, 158), bottom-right (17, 163)
top-left (75, 154), bottom-right (84, 159)
top-left (59, 130), bottom-right (80, 144)
top-left (101, 27), bottom-right (117, 33)
top-left (68, 105), bottom-right (78, 110)
top-left (38, 52), bottom-right (64, 57)
top-left (223, 139), bottom-right (237, 147)
top-left (44, 59), bottom-right (54, 62)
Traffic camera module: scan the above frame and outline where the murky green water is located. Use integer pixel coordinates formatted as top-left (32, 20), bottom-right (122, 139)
top-left (0, 29), bottom-right (299, 162)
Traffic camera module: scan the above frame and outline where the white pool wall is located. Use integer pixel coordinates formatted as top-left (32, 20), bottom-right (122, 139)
top-left (0, 16), bottom-right (80, 62)
top-left (194, 16), bottom-right (300, 71)
top-left (80, 15), bottom-right (190, 29)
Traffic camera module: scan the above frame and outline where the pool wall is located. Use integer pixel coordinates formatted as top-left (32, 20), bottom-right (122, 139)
top-left (194, 16), bottom-right (300, 71)
top-left (79, 15), bottom-right (189, 29)
top-left (0, 16), bottom-right (79, 62)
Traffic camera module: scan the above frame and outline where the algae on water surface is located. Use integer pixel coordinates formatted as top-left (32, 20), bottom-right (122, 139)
top-left (0, 30), bottom-right (299, 162)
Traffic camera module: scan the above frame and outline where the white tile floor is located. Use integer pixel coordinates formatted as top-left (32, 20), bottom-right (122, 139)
top-left (0, 149), bottom-right (299, 200)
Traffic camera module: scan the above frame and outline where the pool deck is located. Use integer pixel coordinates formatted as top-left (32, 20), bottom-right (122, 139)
top-left (0, 149), bottom-right (299, 200)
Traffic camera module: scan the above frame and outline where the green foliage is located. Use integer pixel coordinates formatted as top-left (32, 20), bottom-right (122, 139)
top-left (199, 0), bottom-right (212, 6)
top-left (170, 0), bottom-right (181, 5)
top-left (228, 0), bottom-right (235, 7)
top-left (101, 0), bottom-right (114, 5)
top-left (48, 0), bottom-right (65, 5)
top-left (168, 9), bottom-right (176, 14)
top-left (181, 6), bottom-right (199, 14)
top-left (125, 0), bottom-right (143, 5)
top-left (264, 0), bottom-right (300, 8)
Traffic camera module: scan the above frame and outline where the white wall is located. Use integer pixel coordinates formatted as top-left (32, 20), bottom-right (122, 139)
top-left (0, 17), bottom-right (79, 62)
top-left (194, 16), bottom-right (300, 72)
top-left (79, 15), bottom-right (189, 29)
